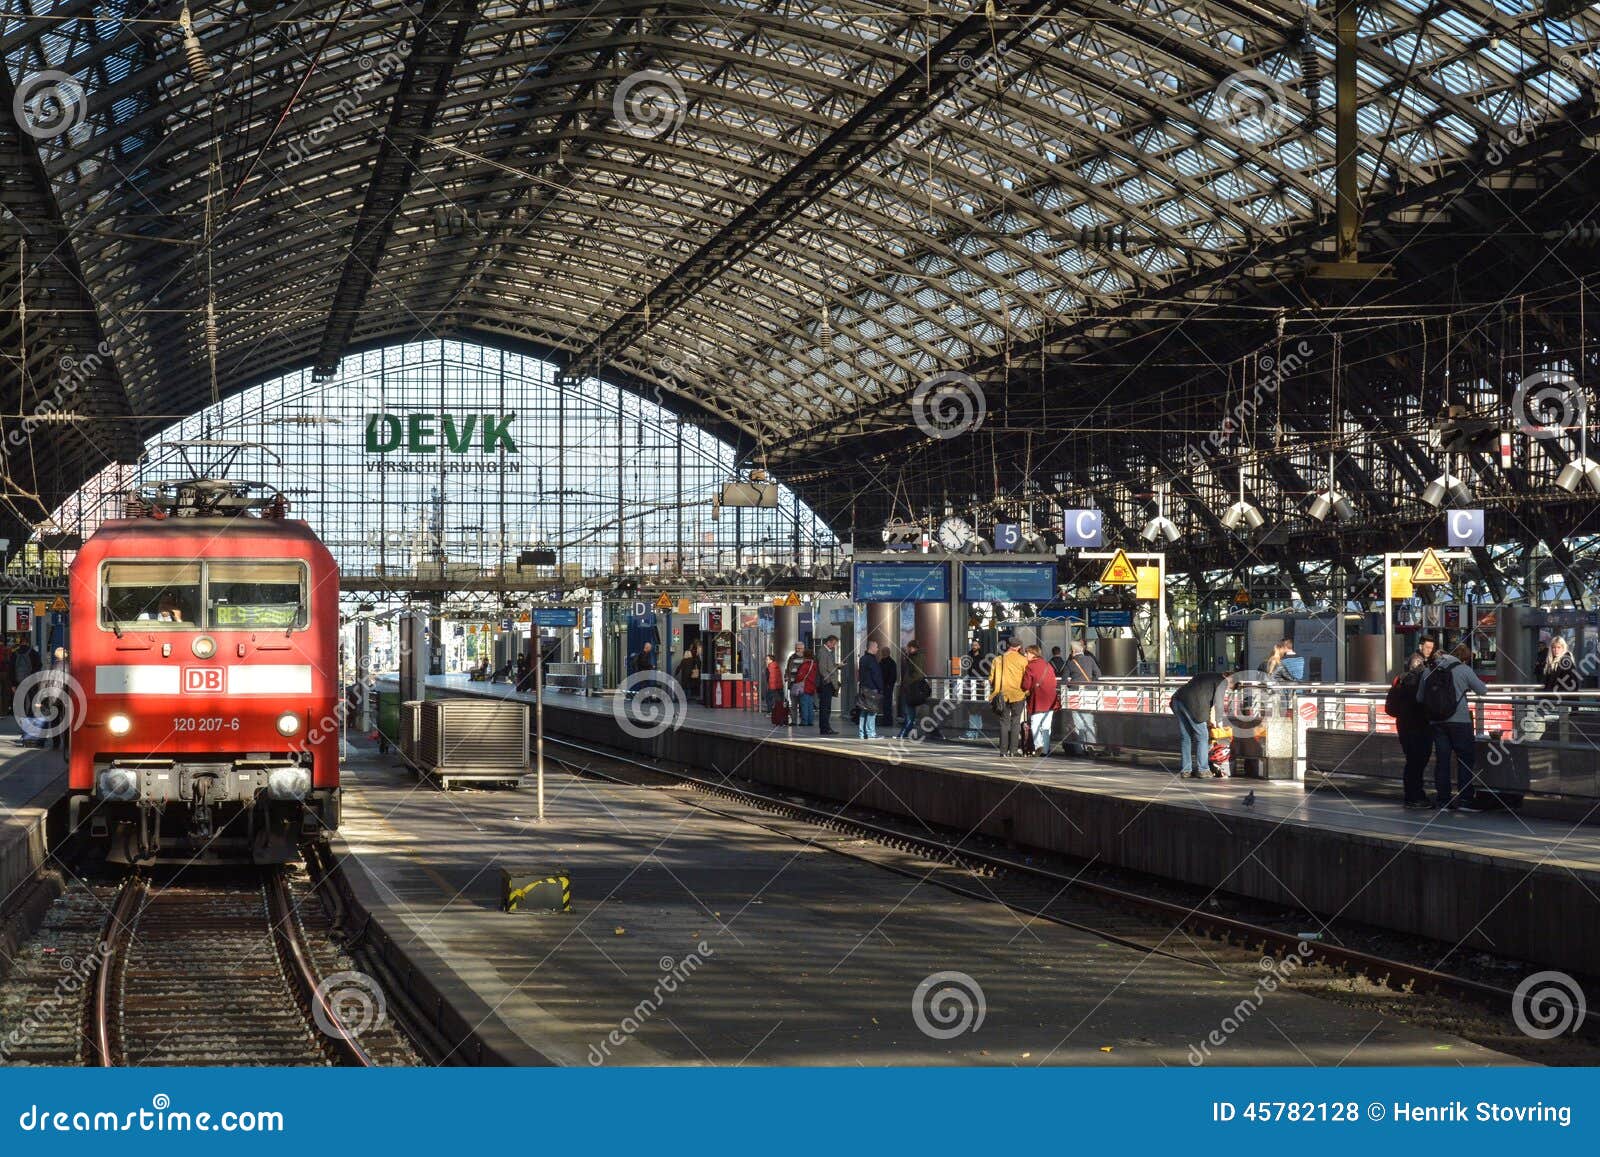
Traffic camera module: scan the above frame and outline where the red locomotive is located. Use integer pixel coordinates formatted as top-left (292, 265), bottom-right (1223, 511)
top-left (65, 478), bottom-right (340, 864)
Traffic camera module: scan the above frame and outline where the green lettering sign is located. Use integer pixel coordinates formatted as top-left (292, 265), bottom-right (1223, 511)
top-left (363, 412), bottom-right (517, 455)
top-left (365, 413), bottom-right (402, 452)
top-left (483, 412), bottom-right (517, 453)
top-left (407, 413), bottom-right (437, 453)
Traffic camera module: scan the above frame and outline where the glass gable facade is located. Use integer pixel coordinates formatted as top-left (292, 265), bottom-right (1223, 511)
top-left (45, 341), bottom-right (837, 588)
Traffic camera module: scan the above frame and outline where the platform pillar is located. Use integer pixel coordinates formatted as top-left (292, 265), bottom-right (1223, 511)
top-left (774, 604), bottom-right (799, 663)
top-left (865, 602), bottom-right (897, 657)
top-left (914, 601), bottom-right (949, 676)
top-left (398, 608), bottom-right (428, 705)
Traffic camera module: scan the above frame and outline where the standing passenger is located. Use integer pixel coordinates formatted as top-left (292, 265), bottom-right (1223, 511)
top-left (816, 635), bottom-right (840, 735)
top-left (898, 641), bottom-right (931, 739)
top-left (1021, 644), bottom-right (1058, 758)
top-left (878, 647), bottom-right (898, 728)
top-left (989, 637), bottom-right (1029, 757)
top-left (1063, 641), bottom-right (1102, 755)
top-left (1386, 652), bottom-right (1433, 808)
top-left (763, 652), bottom-right (784, 713)
top-left (1416, 643), bottom-right (1488, 810)
top-left (794, 649), bottom-right (818, 726)
top-left (856, 640), bottom-right (884, 740)
top-left (1540, 634), bottom-right (1580, 693)
top-left (963, 639), bottom-right (988, 740)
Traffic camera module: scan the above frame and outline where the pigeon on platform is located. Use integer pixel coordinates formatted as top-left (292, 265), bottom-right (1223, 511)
top-left (1242, 790), bottom-right (1256, 807)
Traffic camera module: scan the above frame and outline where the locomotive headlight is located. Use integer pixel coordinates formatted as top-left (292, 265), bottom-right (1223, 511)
top-left (192, 635), bottom-right (217, 659)
top-left (276, 712), bottom-right (301, 736)
top-left (107, 714), bottom-right (132, 736)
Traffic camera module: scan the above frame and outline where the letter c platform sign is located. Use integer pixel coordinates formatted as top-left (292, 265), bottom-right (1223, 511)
top-left (1062, 509), bottom-right (1104, 548)
top-left (1446, 509), bottom-right (1484, 548)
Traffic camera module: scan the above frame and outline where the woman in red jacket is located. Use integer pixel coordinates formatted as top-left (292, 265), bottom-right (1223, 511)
top-left (1021, 644), bottom-right (1059, 757)
top-left (763, 653), bottom-right (784, 712)
top-left (793, 649), bottom-right (819, 725)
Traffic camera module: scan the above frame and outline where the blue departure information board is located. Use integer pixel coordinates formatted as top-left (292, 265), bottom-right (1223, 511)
top-left (851, 561), bottom-right (950, 603)
top-left (1089, 608), bottom-right (1133, 628)
top-left (961, 562), bottom-right (1058, 602)
top-left (531, 607), bottom-right (580, 627)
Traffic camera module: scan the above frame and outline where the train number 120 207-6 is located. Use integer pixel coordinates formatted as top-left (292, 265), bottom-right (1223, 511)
top-left (171, 717), bottom-right (241, 733)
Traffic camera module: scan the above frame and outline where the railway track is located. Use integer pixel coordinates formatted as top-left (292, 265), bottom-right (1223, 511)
top-left (538, 734), bottom-right (1600, 1048)
top-left (1, 867), bottom-right (416, 1066)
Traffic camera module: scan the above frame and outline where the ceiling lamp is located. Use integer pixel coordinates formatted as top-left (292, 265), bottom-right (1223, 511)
top-left (1555, 457), bottom-right (1600, 495)
top-left (1306, 488), bottom-right (1356, 523)
top-left (1420, 471), bottom-right (1470, 509)
top-left (1140, 482), bottom-right (1181, 544)
top-left (1554, 388), bottom-right (1600, 493)
top-left (1218, 463), bottom-right (1265, 532)
top-left (1307, 446), bottom-right (1355, 522)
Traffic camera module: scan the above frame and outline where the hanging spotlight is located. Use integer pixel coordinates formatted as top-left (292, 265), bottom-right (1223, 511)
top-left (1555, 456), bottom-right (1600, 495)
top-left (1218, 462), bottom-right (1265, 532)
top-left (1220, 501), bottom-right (1266, 532)
top-left (1140, 481), bottom-right (1181, 543)
top-left (1307, 488), bottom-right (1356, 522)
top-left (1419, 471), bottom-right (1470, 509)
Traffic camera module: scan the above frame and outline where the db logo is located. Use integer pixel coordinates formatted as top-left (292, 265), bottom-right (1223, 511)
top-left (183, 667), bottom-right (223, 693)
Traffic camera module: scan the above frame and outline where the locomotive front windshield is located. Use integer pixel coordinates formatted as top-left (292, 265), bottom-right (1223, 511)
top-left (206, 561), bottom-right (306, 628)
top-left (102, 562), bottom-right (202, 626)
top-left (100, 560), bottom-right (308, 630)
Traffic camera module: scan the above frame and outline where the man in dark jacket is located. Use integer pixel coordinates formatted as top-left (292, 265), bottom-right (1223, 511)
top-left (897, 642), bottom-right (931, 739)
top-left (1416, 645), bottom-right (1488, 809)
top-left (1062, 642), bottom-right (1102, 755)
top-left (1390, 652), bottom-right (1433, 808)
top-left (878, 649), bottom-right (897, 727)
top-left (816, 636), bottom-right (841, 735)
top-left (1170, 670), bottom-right (1228, 778)
top-left (856, 641), bottom-right (884, 740)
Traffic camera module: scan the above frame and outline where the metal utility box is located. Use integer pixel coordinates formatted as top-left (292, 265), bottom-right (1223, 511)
top-left (414, 698), bottom-right (530, 789)
top-left (400, 700), bottom-right (423, 761)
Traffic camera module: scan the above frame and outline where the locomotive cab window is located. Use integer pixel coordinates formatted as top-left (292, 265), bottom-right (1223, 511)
top-left (206, 561), bottom-right (307, 629)
top-left (101, 563), bottom-right (202, 628)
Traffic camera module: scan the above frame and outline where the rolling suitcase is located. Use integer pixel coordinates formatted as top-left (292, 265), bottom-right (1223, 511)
top-left (771, 700), bottom-right (790, 726)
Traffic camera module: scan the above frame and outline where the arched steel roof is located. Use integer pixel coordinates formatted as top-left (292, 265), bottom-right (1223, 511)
top-left (0, 0), bottom-right (1597, 571)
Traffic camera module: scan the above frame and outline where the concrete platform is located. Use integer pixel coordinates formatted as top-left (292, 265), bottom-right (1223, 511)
top-left (413, 676), bottom-right (1600, 977)
top-left (0, 728), bottom-right (67, 916)
top-left (335, 741), bottom-right (1516, 1066)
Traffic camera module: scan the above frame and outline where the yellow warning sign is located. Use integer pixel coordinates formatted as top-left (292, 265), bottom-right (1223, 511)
top-left (1134, 566), bottom-right (1161, 600)
top-left (1099, 549), bottom-right (1138, 586)
top-left (1411, 548), bottom-right (1451, 585)
top-left (50, 597), bottom-right (66, 612)
top-left (1389, 565), bottom-right (1414, 600)
top-left (781, 591), bottom-right (801, 607)
top-left (32, 601), bottom-right (47, 617)
top-left (676, 598), bottom-right (692, 615)
top-left (654, 593), bottom-right (673, 610)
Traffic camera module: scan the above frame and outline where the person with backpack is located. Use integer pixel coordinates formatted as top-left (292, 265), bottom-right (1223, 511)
top-left (1063, 641), bottom-right (1102, 755)
top-left (1416, 641), bottom-right (1488, 810)
top-left (897, 641), bottom-right (932, 739)
top-left (1385, 651), bottom-right (1433, 808)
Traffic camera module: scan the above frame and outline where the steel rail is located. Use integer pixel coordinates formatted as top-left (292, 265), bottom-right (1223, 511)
top-left (263, 869), bottom-right (375, 1068)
